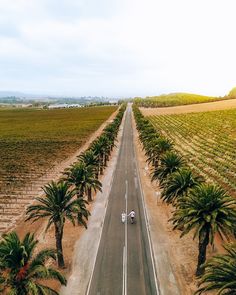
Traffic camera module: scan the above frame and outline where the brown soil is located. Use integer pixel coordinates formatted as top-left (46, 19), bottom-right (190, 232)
top-left (141, 98), bottom-right (236, 116)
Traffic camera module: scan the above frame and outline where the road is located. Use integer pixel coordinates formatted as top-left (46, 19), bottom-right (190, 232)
top-left (87, 105), bottom-right (159, 295)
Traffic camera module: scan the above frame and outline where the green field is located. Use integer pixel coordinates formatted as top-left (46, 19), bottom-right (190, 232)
top-left (134, 93), bottom-right (230, 107)
top-left (148, 109), bottom-right (236, 194)
top-left (0, 106), bottom-right (117, 192)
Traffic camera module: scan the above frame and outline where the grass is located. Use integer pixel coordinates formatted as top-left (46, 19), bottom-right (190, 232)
top-left (149, 108), bottom-right (236, 194)
top-left (134, 92), bottom-right (231, 107)
top-left (0, 106), bottom-right (117, 192)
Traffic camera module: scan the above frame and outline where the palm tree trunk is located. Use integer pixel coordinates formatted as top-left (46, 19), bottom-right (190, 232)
top-left (76, 188), bottom-right (84, 199)
top-left (55, 222), bottom-right (65, 268)
top-left (196, 228), bottom-right (209, 276)
top-left (99, 155), bottom-right (103, 175)
top-left (96, 168), bottom-right (99, 179)
top-left (88, 187), bottom-right (92, 202)
top-left (104, 154), bottom-right (108, 167)
top-left (106, 153), bottom-right (110, 163)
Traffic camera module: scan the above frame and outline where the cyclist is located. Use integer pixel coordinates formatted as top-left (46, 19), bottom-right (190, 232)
top-left (128, 210), bottom-right (135, 224)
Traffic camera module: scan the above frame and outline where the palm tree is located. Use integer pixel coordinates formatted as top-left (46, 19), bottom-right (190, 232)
top-left (64, 162), bottom-right (88, 198)
top-left (146, 137), bottom-right (173, 167)
top-left (0, 275), bottom-right (4, 293)
top-left (78, 150), bottom-right (99, 167)
top-left (96, 135), bottom-right (112, 168)
top-left (151, 151), bottom-right (185, 185)
top-left (138, 122), bottom-right (158, 139)
top-left (171, 184), bottom-right (236, 276)
top-left (161, 168), bottom-right (203, 205)
top-left (26, 181), bottom-right (90, 268)
top-left (141, 132), bottom-right (159, 148)
top-left (103, 124), bottom-right (118, 145)
top-left (196, 243), bottom-right (236, 294)
top-left (77, 150), bottom-right (99, 178)
top-left (103, 124), bottom-right (117, 135)
top-left (144, 137), bottom-right (158, 161)
top-left (0, 231), bottom-right (66, 294)
top-left (64, 162), bottom-right (102, 201)
top-left (90, 139), bottom-right (105, 175)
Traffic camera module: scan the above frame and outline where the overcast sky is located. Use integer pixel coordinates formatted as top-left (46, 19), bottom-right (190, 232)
top-left (0, 0), bottom-right (235, 97)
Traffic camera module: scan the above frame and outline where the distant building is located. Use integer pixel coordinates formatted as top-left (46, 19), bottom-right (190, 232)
top-left (48, 104), bottom-right (82, 109)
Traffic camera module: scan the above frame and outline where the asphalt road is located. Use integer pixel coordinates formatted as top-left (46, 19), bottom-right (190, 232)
top-left (87, 105), bottom-right (159, 295)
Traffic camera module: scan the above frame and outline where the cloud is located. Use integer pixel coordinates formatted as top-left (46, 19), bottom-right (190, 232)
top-left (0, 0), bottom-right (235, 96)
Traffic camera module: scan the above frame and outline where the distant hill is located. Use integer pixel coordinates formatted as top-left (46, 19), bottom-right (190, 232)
top-left (134, 92), bottom-right (229, 108)
top-left (228, 87), bottom-right (236, 98)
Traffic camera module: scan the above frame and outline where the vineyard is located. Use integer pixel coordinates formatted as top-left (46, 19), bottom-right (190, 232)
top-left (134, 92), bottom-right (230, 108)
top-left (0, 106), bottom-right (117, 232)
top-left (148, 108), bottom-right (236, 195)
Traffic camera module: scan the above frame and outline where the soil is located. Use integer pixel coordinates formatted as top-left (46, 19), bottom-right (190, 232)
top-left (141, 98), bottom-right (236, 116)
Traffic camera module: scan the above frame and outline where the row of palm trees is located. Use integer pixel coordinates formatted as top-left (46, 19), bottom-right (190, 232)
top-left (133, 105), bottom-right (236, 294)
top-left (0, 105), bottom-right (126, 294)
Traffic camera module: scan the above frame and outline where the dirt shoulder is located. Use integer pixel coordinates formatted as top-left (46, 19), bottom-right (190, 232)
top-left (141, 98), bottom-right (236, 116)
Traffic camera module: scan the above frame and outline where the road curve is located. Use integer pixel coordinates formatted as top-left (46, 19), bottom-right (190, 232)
top-left (87, 105), bottom-right (159, 295)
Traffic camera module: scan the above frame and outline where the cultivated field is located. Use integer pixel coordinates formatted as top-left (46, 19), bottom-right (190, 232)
top-left (134, 92), bottom-right (230, 108)
top-left (148, 108), bottom-right (236, 194)
top-left (141, 98), bottom-right (236, 116)
top-left (0, 106), bottom-right (117, 231)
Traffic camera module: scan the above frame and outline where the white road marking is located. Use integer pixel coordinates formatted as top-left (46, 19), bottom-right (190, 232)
top-left (122, 245), bottom-right (127, 295)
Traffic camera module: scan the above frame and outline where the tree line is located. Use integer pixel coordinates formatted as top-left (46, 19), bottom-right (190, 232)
top-left (0, 104), bottom-right (126, 294)
top-left (133, 104), bottom-right (236, 294)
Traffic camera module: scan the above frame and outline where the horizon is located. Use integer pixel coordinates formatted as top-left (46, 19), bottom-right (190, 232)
top-left (0, 89), bottom-right (230, 100)
top-left (0, 0), bottom-right (236, 97)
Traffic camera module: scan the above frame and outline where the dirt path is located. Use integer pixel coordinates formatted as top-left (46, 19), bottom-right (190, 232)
top-left (141, 98), bottom-right (236, 116)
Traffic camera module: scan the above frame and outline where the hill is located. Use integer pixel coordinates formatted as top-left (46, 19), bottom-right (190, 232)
top-left (134, 92), bottom-right (229, 108)
top-left (228, 87), bottom-right (236, 98)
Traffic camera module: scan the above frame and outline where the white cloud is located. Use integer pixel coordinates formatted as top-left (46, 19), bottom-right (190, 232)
top-left (0, 0), bottom-right (235, 96)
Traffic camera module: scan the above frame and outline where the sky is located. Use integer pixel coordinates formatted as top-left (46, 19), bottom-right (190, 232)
top-left (0, 0), bottom-right (235, 97)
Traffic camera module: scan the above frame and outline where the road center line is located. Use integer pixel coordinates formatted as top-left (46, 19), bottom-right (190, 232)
top-left (122, 246), bottom-right (125, 295)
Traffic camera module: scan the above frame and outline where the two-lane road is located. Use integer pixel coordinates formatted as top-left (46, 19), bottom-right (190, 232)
top-left (87, 105), bottom-right (159, 295)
